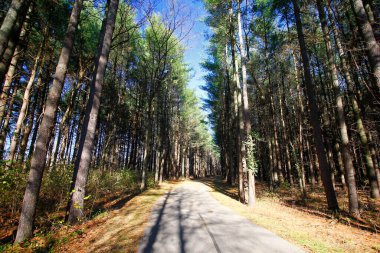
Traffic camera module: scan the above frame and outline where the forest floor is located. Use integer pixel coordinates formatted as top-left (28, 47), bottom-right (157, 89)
top-left (1, 177), bottom-right (379, 252)
top-left (201, 177), bottom-right (380, 252)
top-left (2, 181), bottom-right (181, 252)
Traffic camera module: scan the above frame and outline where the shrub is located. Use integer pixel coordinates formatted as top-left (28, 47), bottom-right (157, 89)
top-left (0, 163), bottom-right (141, 240)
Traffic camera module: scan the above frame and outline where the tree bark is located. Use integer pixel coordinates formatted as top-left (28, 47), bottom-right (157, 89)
top-left (0, 1), bottom-right (30, 86)
top-left (18, 91), bottom-right (37, 162)
top-left (141, 103), bottom-right (153, 190)
top-left (7, 38), bottom-right (44, 163)
top-left (326, 0), bottom-right (380, 199)
top-left (292, 0), bottom-right (339, 211)
top-left (316, 0), bottom-right (360, 214)
top-left (67, 0), bottom-right (119, 224)
top-left (350, 0), bottom-right (380, 92)
top-left (27, 54), bottom-right (51, 160)
top-left (52, 80), bottom-right (81, 166)
top-left (15, 0), bottom-right (84, 242)
top-left (0, 31), bottom-right (24, 125)
top-left (0, 84), bottom-right (18, 158)
top-left (230, 15), bottom-right (244, 201)
top-left (237, 0), bottom-right (255, 207)
top-left (0, 0), bottom-right (30, 61)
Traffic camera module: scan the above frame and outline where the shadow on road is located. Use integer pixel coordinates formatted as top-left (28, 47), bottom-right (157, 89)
top-left (138, 181), bottom-right (305, 253)
top-left (140, 186), bottom-right (211, 253)
top-left (141, 190), bottom-right (172, 253)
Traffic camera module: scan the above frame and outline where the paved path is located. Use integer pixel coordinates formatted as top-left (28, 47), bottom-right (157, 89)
top-left (138, 182), bottom-right (305, 253)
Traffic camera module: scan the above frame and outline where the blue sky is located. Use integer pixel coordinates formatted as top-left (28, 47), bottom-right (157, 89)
top-left (154, 0), bottom-right (210, 102)
top-left (181, 0), bottom-right (209, 101)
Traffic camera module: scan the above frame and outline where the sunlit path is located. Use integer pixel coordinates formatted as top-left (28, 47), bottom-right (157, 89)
top-left (139, 182), bottom-right (304, 253)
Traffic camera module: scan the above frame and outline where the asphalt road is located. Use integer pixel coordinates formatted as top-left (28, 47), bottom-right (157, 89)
top-left (138, 182), bottom-right (305, 253)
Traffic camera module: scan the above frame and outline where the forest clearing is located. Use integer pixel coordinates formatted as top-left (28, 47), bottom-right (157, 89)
top-left (0, 0), bottom-right (379, 252)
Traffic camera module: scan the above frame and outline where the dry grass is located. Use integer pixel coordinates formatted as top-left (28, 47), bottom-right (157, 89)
top-left (201, 177), bottom-right (380, 253)
top-left (5, 181), bottom-right (181, 253)
top-left (4, 177), bottom-right (379, 253)
top-left (272, 183), bottom-right (380, 231)
top-left (60, 182), bottom-right (179, 253)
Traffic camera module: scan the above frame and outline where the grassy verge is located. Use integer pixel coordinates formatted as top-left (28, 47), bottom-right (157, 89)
top-left (201, 178), bottom-right (380, 253)
top-left (3, 181), bottom-right (180, 253)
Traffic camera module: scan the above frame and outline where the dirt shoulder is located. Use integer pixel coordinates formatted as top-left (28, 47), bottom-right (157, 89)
top-left (5, 181), bottom-right (181, 253)
top-left (60, 182), bottom-right (180, 253)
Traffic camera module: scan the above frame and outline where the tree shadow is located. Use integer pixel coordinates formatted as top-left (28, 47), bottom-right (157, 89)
top-left (139, 184), bottom-right (226, 253)
top-left (89, 190), bottom-right (140, 218)
top-left (141, 189), bottom-right (172, 253)
top-left (198, 177), bottom-right (379, 233)
top-left (196, 177), bottom-right (239, 201)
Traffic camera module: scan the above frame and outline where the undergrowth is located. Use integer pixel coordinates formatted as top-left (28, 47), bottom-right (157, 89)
top-left (0, 163), bottom-right (141, 247)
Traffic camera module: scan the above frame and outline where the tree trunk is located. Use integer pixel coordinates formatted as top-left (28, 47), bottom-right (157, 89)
top-left (52, 80), bottom-right (81, 166)
top-left (0, 32), bottom-right (24, 125)
top-left (292, 0), bottom-right (339, 211)
top-left (27, 57), bottom-right (51, 160)
top-left (0, 84), bottom-right (18, 158)
top-left (159, 149), bottom-right (164, 184)
top-left (15, 0), bottom-right (84, 242)
top-left (316, 0), bottom-right (360, 214)
top-left (326, 0), bottom-right (380, 199)
top-left (350, 0), bottom-right (380, 92)
top-left (66, 0), bottom-right (119, 224)
top-left (18, 91), bottom-right (38, 163)
top-left (230, 21), bottom-right (244, 201)
top-left (7, 39), bottom-right (43, 163)
top-left (0, 1), bottom-right (30, 86)
top-left (141, 103), bottom-right (153, 190)
top-left (279, 77), bottom-right (292, 185)
top-left (0, 0), bottom-right (30, 61)
top-left (237, 0), bottom-right (255, 206)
